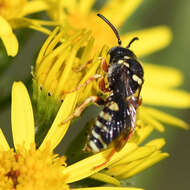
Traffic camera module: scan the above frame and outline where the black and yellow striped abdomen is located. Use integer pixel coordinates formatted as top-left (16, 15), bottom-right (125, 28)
top-left (85, 95), bottom-right (133, 153)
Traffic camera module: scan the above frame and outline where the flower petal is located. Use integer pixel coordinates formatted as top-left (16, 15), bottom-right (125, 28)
top-left (0, 16), bottom-right (18, 56)
top-left (102, 0), bottom-right (142, 26)
top-left (39, 91), bottom-right (79, 151)
top-left (142, 88), bottom-right (190, 108)
top-left (63, 143), bottom-right (137, 183)
top-left (118, 152), bottom-right (169, 179)
top-left (0, 129), bottom-right (10, 151)
top-left (71, 188), bottom-right (143, 190)
top-left (79, 0), bottom-right (95, 14)
top-left (109, 138), bottom-right (166, 174)
top-left (11, 82), bottom-right (35, 150)
top-left (90, 172), bottom-right (120, 186)
top-left (122, 26), bottom-right (172, 57)
top-left (143, 64), bottom-right (183, 88)
top-left (111, 146), bottom-right (157, 169)
top-left (36, 27), bottom-right (60, 68)
top-left (145, 138), bottom-right (166, 149)
top-left (22, 0), bottom-right (48, 16)
top-left (143, 107), bottom-right (189, 130)
top-left (139, 108), bottom-right (165, 132)
top-left (135, 125), bottom-right (154, 144)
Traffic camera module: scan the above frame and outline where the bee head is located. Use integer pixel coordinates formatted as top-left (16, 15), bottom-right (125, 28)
top-left (109, 46), bottom-right (137, 63)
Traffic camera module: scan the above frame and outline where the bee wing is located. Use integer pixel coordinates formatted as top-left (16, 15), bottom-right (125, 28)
top-left (121, 69), bottom-right (138, 130)
top-left (121, 68), bottom-right (134, 97)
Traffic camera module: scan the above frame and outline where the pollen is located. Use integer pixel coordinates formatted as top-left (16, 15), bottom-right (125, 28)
top-left (0, 144), bottom-right (69, 190)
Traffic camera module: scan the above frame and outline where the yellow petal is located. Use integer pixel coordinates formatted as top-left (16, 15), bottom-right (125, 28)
top-left (107, 159), bottom-right (141, 177)
top-left (139, 108), bottom-right (165, 132)
top-left (135, 125), bottom-right (154, 144)
top-left (36, 27), bottom-right (60, 69)
top-left (39, 91), bottom-right (78, 151)
top-left (108, 143), bottom-right (138, 169)
top-left (109, 139), bottom-right (166, 173)
top-left (63, 143), bottom-right (137, 183)
top-left (55, 31), bottom-right (91, 96)
top-left (111, 146), bottom-right (157, 169)
top-left (79, 0), bottom-right (95, 14)
top-left (118, 152), bottom-right (169, 179)
top-left (0, 129), bottom-right (10, 151)
top-left (102, 0), bottom-right (142, 26)
top-left (0, 16), bottom-right (18, 56)
top-left (90, 172), bottom-right (120, 186)
top-left (145, 138), bottom-right (166, 149)
top-left (11, 82), bottom-right (35, 150)
top-left (122, 26), bottom-right (172, 57)
top-left (142, 88), bottom-right (190, 108)
top-left (143, 107), bottom-right (189, 130)
top-left (71, 187), bottom-right (143, 190)
top-left (143, 64), bottom-right (183, 88)
top-left (22, 0), bottom-right (48, 16)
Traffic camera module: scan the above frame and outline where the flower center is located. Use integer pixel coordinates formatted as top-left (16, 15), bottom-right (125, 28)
top-left (6, 169), bottom-right (20, 188)
top-left (0, 144), bottom-right (69, 189)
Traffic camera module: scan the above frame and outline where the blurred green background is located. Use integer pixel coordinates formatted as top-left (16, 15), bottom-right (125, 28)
top-left (0, 0), bottom-right (190, 189)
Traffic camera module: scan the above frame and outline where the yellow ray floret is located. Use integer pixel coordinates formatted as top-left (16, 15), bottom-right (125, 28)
top-left (101, 0), bottom-right (142, 26)
top-left (142, 88), bottom-right (190, 108)
top-left (143, 64), bottom-right (183, 88)
top-left (90, 172), bottom-right (120, 186)
top-left (122, 26), bottom-right (172, 57)
top-left (106, 139), bottom-right (168, 178)
top-left (143, 107), bottom-right (189, 130)
top-left (11, 82), bottom-right (35, 150)
top-left (40, 91), bottom-right (79, 150)
top-left (117, 152), bottom-right (169, 179)
top-left (0, 16), bottom-right (18, 56)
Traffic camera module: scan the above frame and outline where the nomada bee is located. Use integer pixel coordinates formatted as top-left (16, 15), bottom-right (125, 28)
top-left (61, 14), bottom-right (144, 168)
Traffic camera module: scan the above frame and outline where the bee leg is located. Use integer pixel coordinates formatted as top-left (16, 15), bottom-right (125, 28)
top-left (73, 56), bottom-right (107, 72)
top-left (99, 57), bottom-right (108, 73)
top-left (99, 78), bottom-right (110, 93)
top-left (73, 59), bottom-right (93, 72)
top-left (60, 96), bottom-right (106, 125)
top-left (98, 58), bottom-right (110, 92)
top-left (94, 132), bottom-right (133, 170)
top-left (138, 96), bottom-right (142, 106)
top-left (115, 132), bottom-right (133, 151)
top-left (66, 57), bottom-right (108, 94)
top-left (62, 74), bottom-right (102, 94)
top-left (93, 148), bottom-right (116, 170)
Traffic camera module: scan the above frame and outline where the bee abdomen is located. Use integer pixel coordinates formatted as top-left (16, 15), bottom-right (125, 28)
top-left (86, 105), bottom-right (117, 152)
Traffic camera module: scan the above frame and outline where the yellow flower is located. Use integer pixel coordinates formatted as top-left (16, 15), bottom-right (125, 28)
top-left (32, 26), bottom-right (109, 142)
top-left (0, 81), bottom-right (167, 189)
top-left (46, 0), bottom-right (171, 57)
top-left (0, 0), bottom-right (53, 56)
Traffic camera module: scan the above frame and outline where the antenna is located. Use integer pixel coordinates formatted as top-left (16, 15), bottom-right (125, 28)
top-left (97, 13), bottom-right (122, 46)
top-left (126, 37), bottom-right (139, 49)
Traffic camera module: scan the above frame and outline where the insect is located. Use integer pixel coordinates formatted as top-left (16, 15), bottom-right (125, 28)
top-left (61, 14), bottom-right (144, 168)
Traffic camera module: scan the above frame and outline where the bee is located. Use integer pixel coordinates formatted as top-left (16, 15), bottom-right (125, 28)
top-left (61, 14), bottom-right (144, 167)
